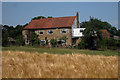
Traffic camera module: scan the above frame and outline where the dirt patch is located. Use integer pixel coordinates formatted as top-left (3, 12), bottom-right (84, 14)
top-left (2, 51), bottom-right (118, 78)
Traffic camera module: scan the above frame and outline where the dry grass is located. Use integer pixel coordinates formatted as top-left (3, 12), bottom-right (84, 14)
top-left (2, 51), bottom-right (118, 78)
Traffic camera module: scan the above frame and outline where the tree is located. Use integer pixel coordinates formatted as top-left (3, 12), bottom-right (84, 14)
top-left (2, 25), bottom-right (24, 39)
top-left (32, 16), bottom-right (46, 20)
top-left (32, 16), bottom-right (53, 20)
top-left (14, 25), bottom-right (24, 37)
top-left (47, 16), bottom-right (53, 18)
top-left (82, 18), bottom-right (102, 49)
top-left (50, 39), bottom-right (57, 47)
top-left (15, 35), bottom-right (24, 46)
top-left (30, 31), bottom-right (40, 46)
top-left (108, 27), bottom-right (117, 35)
top-left (116, 29), bottom-right (120, 36)
top-left (78, 41), bottom-right (88, 49)
top-left (2, 30), bottom-right (9, 46)
top-left (80, 17), bottom-right (117, 35)
top-left (2, 24), bottom-right (26, 46)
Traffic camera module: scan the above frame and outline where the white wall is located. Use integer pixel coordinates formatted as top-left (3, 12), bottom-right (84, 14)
top-left (71, 17), bottom-right (85, 38)
top-left (72, 28), bottom-right (85, 37)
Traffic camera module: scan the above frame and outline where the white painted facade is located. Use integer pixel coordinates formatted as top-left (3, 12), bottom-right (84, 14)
top-left (71, 17), bottom-right (85, 38)
top-left (72, 28), bottom-right (85, 37)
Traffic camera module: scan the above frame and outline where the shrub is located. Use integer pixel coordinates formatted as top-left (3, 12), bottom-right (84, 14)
top-left (41, 43), bottom-right (46, 46)
top-left (77, 41), bottom-right (88, 49)
top-left (50, 39), bottom-right (57, 47)
top-left (15, 35), bottom-right (24, 46)
top-left (2, 30), bottom-right (9, 47)
top-left (97, 38), bottom-right (118, 50)
top-left (30, 32), bottom-right (40, 46)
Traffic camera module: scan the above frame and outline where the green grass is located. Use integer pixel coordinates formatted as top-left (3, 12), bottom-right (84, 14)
top-left (2, 46), bottom-right (119, 56)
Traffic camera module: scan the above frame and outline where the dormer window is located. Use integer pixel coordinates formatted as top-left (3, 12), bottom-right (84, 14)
top-left (48, 30), bottom-right (53, 34)
top-left (61, 29), bottom-right (68, 33)
top-left (38, 31), bottom-right (43, 35)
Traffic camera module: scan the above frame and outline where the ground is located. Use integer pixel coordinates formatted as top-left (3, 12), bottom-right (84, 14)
top-left (2, 46), bottom-right (118, 78)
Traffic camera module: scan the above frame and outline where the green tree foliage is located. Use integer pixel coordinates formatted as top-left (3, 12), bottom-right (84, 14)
top-left (108, 27), bottom-right (117, 35)
top-left (82, 18), bottom-right (102, 49)
top-left (3, 25), bottom-right (24, 38)
top-left (32, 16), bottom-right (46, 20)
top-left (30, 31), bottom-right (40, 46)
top-left (15, 35), bottom-right (24, 46)
top-left (2, 24), bottom-right (25, 46)
top-left (78, 41), bottom-right (88, 49)
top-left (41, 43), bottom-right (46, 46)
top-left (47, 16), bottom-right (53, 18)
top-left (32, 16), bottom-right (53, 20)
top-left (116, 29), bottom-right (120, 36)
top-left (97, 38), bottom-right (119, 50)
top-left (80, 17), bottom-right (119, 50)
top-left (80, 17), bottom-right (117, 35)
top-left (50, 39), bottom-right (57, 47)
top-left (2, 29), bottom-right (9, 46)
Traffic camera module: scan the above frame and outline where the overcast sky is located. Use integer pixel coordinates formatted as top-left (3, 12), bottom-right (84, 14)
top-left (2, 2), bottom-right (118, 29)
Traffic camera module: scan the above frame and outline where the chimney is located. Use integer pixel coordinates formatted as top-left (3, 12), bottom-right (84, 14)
top-left (76, 12), bottom-right (79, 28)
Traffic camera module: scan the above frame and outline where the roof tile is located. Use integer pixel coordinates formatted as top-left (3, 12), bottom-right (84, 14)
top-left (24, 16), bottom-right (76, 29)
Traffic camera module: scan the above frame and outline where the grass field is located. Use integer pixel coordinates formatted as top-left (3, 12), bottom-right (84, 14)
top-left (2, 46), bottom-right (118, 78)
top-left (2, 46), bottom-right (118, 56)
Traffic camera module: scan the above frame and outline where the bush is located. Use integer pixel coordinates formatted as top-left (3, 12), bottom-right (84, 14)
top-left (77, 41), bottom-right (88, 49)
top-left (41, 43), bottom-right (46, 46)
top-left (15, 35), bottom-right (24, 46)
top-left (116, 40), bottom-right (120, 47)
top-left (50, 39), bottom-right (57, 47)
top-left (2, 30), bottom-right (9, 47)
top-left (97, 39), bottom-right (107, 49)
top-left (97, 38), bottom-right (118, 50)
top-left (30, 32), bottom-right (40, 46)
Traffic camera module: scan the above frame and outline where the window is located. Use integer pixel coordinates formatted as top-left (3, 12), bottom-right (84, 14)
top-left (25, 34), bottom-right (29, 44)
top-left (38, 31), bottom-right (43, 35)
top-left (48, 30), bottom-right (53, 34)
top-left (80, 30), bottom-right (83, 32)
top-left (40, 40), bottom-right (46, 43)
top-left (61, 29), bottom-right (68, 33)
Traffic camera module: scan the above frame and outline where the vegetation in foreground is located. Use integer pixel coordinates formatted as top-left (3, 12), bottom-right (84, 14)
top-left (2, 51), bottom-right (118, 78)
top-left (2, 46), bottom-right (118, 56)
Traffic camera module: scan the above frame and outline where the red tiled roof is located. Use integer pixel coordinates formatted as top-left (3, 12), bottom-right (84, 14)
top-left (24, 16), bottom-right (76, 29)
top-left (100, 29), bottom-right (111, 38)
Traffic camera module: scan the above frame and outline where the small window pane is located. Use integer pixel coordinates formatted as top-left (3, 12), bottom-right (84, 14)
top-left (38, 31), bottom-right (43, 34)
top-left (48, 30), bottom-right (53, 34)
top-left (61, 29), bottom-right (68, 33)
top-left (40, 40), bottom-right (46, 43)
top-left (80, 30), bottom-right (83, 32)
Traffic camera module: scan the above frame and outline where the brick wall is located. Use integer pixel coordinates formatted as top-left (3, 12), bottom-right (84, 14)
top-left (35, 28), bottom-right (72, 45)
top-left (22, 30), bottom-right (33, 45)
top-left (22, 28), bottom-right (72, 46)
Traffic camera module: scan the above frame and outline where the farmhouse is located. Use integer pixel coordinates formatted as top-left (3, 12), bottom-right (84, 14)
top-left (22, 12), bottom-right (85, 46)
